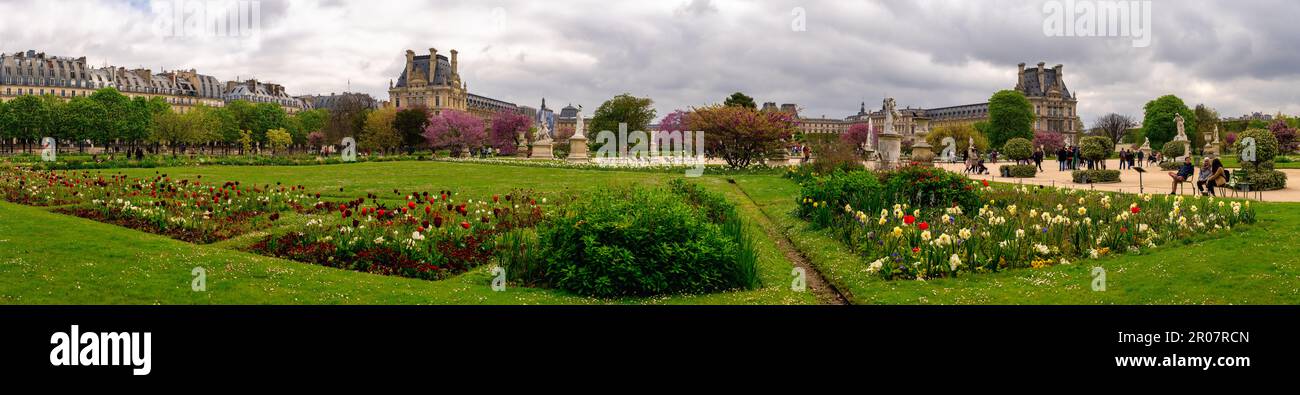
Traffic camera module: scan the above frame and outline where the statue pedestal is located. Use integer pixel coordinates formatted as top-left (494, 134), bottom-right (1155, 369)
top-left (876, 132), bottom-right (902, 171)
top-left (1172, 136), bottom-right (1190, 162)
top-left (568, 136), bottom-right (589, 162)
top-left (910, 140), bottom-right (934, 167)
top-left (531, 141), bottom-right (554, 160)
top-left (1204, 143), bottom-right (1220, 157)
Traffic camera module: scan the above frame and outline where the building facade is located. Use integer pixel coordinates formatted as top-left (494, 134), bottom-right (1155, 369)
top-left (389, 47), bottom-right (519, 121)
top-left (297, 92), bottom-right (378, 112)
top-left (1, 49), bottom-right (307, 114)
top-left (224, 79), bottom-right (306, 113)
top-left (926, 62), bottom-right (1082, 143)
top-left (0, 50), bottom-right (95, 101)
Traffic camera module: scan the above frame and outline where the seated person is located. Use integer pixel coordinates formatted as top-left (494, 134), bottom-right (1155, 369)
top-left (1168, 156), bottom-right (1195, 195)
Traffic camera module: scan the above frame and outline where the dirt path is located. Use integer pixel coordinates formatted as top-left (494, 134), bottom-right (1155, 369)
top-left (728, 181), bottom-right (849, 305)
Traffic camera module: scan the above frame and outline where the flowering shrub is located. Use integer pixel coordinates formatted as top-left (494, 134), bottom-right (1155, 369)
top-left (807, 183), bottom-right (1256, 280)
top-left (253, 190), bottom-right (548, 280)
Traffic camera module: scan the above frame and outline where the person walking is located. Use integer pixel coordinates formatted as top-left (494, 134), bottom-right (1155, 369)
top-left (1033, 146), bottom-right (1045, 172)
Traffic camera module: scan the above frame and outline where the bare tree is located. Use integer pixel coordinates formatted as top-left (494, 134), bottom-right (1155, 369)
top-left (1093, 113), bottom-right (1136, 144)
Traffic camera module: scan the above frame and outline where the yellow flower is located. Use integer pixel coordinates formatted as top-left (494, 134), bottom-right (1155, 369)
top-left (892, 227), bottom-right (903, 237)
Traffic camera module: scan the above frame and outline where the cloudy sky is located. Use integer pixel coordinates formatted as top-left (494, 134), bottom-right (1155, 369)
top-left (2, 0), bottom-right (1297, 124)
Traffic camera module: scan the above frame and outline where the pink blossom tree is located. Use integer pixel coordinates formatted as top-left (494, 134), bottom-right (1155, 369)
top-left (424, 110), bottom-right (486, 156)
top-left (841, 123), bottom-right (872, 151)
top-left (658, 110), bottom-right (689, 133)
top-left (1033, 130), bottom-right (1066, 152)
top-left (489, 110), bottom-right (532, 155)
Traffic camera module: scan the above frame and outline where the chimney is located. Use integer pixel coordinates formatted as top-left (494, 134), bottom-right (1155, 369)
top-left (429, 48), bottom-right (438, 83)
top-left (1037, 62), bottom-right (1046, 92)
top-left (404, 50), bottom-right (415, 84)
top-left (1053, 64), bottom-right (1063, 88)
top-left (450, 49), bottom-right (459, 78)
top-left (1016, 63), bottom-right (1026, 89)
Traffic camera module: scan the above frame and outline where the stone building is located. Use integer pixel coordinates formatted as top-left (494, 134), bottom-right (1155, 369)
top-left (554, 103), bottom-right (590, 137)
top-left (869, 105), bottom-right (930, 143)
top-left (388, 47), bottom-right (518, 121)
top-left (926, 62), bottom-right (1081, 143)
top-left (224, 79), bottom-right (307, 113)
top-left (297, 92), bottom-right (378, 112)
top-left (0, 50), bottom-right (95, 101)
top-left (1, 49), bottom-right (306, 114)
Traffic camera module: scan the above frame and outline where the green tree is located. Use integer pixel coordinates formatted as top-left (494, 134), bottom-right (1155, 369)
top-left (588, 93), bottom-right (656, 153)
top-left (359, 107), bottom-right (401, 153)
top-left (986, 90), bottom-right (1036, 148)
top-left (0, 99), bottom-right (8, 153)
top-left (265, 128), bottom-right (293, 154)
top-left (88, 88), bottom-right (132, 151)
top-left (151, 109), bottom-right (195, 156)
top-left (1141, 94), bottom-right (1196, 150)
top-left (724, 92), bottom-right (757, 110)
top-left (6, 95), bottom-right (46, 153)
top-left (249, 103), bottom-right (287, 142)
top-left (926, 124), bottom-right (990, 155)
top-left (1193, 104), bottom-right (1219, 150)
top-left (394, 107), bottom-right (430, 153)
top-left (63, 96), bottom-right (107, 153)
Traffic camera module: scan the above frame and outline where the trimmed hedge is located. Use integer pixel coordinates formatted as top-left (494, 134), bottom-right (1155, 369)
top-left (1072, 169), bottom-right (1121, 183)
top-left (1000, 164), bottom-right (1038, 178)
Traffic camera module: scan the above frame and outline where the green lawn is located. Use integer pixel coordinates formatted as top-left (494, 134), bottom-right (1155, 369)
top-left (5, 160), bottom-right (1299, 305)
top-left (0, 161), bottom-right (815, 305)
top-left (1219, 156), bottom-right (1300, 169)
top-left (733, 174), bottom-right (1300, 305)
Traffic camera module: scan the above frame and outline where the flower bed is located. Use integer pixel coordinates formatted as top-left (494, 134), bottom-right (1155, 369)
top-left (1, 168), bottom-right (312, 243)
top-left (800, 170), bottom-right (1256, 280)
top-left (250, 190), bottom-right (548, 281)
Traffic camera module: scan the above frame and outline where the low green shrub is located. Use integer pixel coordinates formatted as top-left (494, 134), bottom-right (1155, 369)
top-left (538, 183), bottom-right (757, 297)
top-left (1000, 164), bottom-right (1038, 178)
top-left (797, 169), bottom-right (883, 227)
top-left (1239, 161), bottom-right (1287, 190)
top-left (1162, 140), bottom-right (1190, 159)
top-left (879, 165), bottom-right (982, 215)
top-left (1072, 169), bottom-right (1121, 183)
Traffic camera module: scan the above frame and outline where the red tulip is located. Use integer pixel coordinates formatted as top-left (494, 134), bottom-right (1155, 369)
top-left (918, 221), bottom-right (929, 231)
top-left (912, 247), bottom-right (920, 254)
top-left (904, 215), bottom-right (916, 226)
top-left (1131, 206), bottom-right (1141, 214)
top-left (982, 180), bottom-right (990, 187)
top-left (460, 221), bottom-right (471, 229)
top-left (408, 201), bottom-right (417, 209)
top-left (492, 195), bottom-right (499, 203)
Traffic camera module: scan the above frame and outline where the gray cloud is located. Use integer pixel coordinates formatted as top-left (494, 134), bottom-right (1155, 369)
top-left (1, 0), bottom-right (1296, 125)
